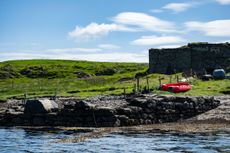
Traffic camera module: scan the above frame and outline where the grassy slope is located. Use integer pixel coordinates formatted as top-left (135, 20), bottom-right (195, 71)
top-left (0, 59), bottom-right (229, 101)
top-left (0, 60), bottom-right (148, 100)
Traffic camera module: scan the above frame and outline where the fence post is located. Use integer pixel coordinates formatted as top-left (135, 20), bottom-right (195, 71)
top-left (146, 76), bottom-right (149, 92)
top-left (123, 88), bottom-right (126, 98)
top-left (158, 76), bottom-right (162, 86)
top-left (169, 76), bottom-right (172, 83)
top-left (24, 92), bottom-right (27, 104)
top-left (133, 83), bottom-right (136, 95)
top-left (54, 88), bottom-right (58, 101)
top-left (136, 78), bottom-right (140, 94)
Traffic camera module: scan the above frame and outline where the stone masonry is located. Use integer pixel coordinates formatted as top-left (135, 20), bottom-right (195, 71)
top-left (149, 43), bottom-right (230, 74)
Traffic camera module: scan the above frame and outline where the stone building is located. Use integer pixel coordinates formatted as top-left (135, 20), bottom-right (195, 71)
top-left (149, 43), bottom-right (230, 74)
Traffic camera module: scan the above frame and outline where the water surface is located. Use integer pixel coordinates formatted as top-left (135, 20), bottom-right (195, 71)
top-left (0, 128), bottom-right (229, 153)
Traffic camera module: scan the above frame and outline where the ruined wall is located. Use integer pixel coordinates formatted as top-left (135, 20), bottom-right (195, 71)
top-left (149, 43), bottom-right (230, 74)
top-left (149, 48), bottom-right (191, 74)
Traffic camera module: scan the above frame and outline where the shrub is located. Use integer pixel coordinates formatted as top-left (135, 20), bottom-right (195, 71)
top-left (20, 66), bottom-right (48, 78)
top-left (95, 68), bottom-right (116, 76)
top-left (0, 71), bottom-right (12, 79)
top-left (76, 71), bottom-right (91, 78)
top-left (0, 64), bottom-right (20, 79)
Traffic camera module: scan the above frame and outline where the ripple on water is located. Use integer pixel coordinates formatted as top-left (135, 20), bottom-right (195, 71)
top-left (0, 128), bottom-right (230, 153)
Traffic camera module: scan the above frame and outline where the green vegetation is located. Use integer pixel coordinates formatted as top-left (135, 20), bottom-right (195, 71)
top-left (188, 42), bottom-right (209, 45)
top-left (0, 59), bottom-right (229, 101)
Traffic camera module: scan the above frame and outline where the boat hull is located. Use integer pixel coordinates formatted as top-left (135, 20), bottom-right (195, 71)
top-left (160, 82), bottom-right (192, 93)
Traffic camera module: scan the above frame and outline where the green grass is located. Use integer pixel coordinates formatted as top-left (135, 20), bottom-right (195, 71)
top-left (0, 59), bottom-right (229, 101)
top-left (0, 59), bottom-right (148, 100)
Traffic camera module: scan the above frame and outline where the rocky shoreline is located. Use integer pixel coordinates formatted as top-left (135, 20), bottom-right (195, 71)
top-left (1, 94), bottom-right (228, 127)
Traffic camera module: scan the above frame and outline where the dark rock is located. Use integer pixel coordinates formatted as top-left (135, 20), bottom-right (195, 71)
top-left (120, 107), bottom-right (133, 115)
top-left (24, 99), bottom-right (58, 114)
top-left (117, 115), bottom-right (129, 122)
top-left (94, 107), bottom-right (115, 117)
top-left (129, 106), bottom-right (143, 114)
top-left (127, 98), bottom-right (147, 107)
top-left (75, 100), bottom-right (95, 109)
top-left (33, 117), bottom-right (45, 125)
top-left (63, 101), bottom-right (76, 109)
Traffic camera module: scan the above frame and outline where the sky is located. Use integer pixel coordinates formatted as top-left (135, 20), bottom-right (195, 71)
top-left (0, 0), bottom-right (230, 63)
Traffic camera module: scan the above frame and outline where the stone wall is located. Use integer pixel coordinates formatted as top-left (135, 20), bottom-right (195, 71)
top-left (149, 43), bottom-right (230, 74)
top-left (0, 95), bottom-right (220, 127)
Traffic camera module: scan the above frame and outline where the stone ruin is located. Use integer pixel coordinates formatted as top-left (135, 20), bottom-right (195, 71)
top-left (149, 43), bottom-right (230, 75)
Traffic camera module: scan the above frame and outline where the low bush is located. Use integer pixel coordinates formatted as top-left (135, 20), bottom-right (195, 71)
top-left (0, 64), bottom-right (20, 79)
top-left (95, 68), bottom-right (116, 76)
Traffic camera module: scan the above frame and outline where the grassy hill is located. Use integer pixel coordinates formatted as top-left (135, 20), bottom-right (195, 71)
top-left (0, 60), bottom-right (148, 100)
top-left (0, 59), bottom-right (229, 101)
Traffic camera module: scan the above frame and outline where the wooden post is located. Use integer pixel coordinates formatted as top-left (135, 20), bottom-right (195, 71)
top-left (158, 76), bottom-right (162, 86)
top-left (133, 83), bottom-right (136, 95)
top-left (123, 88), bottom-right (126, 98)
top-left (146, 76), bottom-right (149, 92)
top-left (190, 68), bottom-right (193, 77)
top-left (54, 88), bottom-right (58, 101)
top-left (176, 75), bottom-right (179, 82)
top-left (169, 76), bottom-right (172, 83)
top-left (136, 78), bottom-right (140, 94)
top-left (24, 92), bottom-right (27, 104)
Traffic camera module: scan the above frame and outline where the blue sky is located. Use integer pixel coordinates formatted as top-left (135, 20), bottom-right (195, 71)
top-left (0, 0), bottom-right (230, 62)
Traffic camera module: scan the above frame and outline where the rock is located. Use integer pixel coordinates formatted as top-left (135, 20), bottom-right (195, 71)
top-left (117, 115), bottom-right (129, 122)
top-left (117, 107), bottom-right (132, 115)
top-left (127, 98), bottom-right (147, 107)
top-left (94, 107), bottom-right (115, 117)
top-left (24, 99), bottom-right (59, 114)
top-left (33, 117), bottom-right (45, 125)
top-left (63, 101), bottom-right (76, 109)
top-left (75, 100), bottom-right (95, 109)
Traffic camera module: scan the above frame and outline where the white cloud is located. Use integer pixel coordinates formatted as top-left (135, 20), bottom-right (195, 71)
top-left (157, 44), bottom-right (183, 49)
top-left (112, 12), bottom-right (176, 33)
top-left (68, 22), bottom-right (135, 40)
top-left (68, 12), bottom-right (178, 41)
top-left (215, 0), bottom-right (230, 5)
top-left (46, 47), bottom-right (102, 53)
top-left (131, 35), bottom-right (186, 46)
top-left (1, 51), bottom-right (148, 63)
top-left (98, 44), bottom-right (120, 50)
top-left (211, 39), bottom-right (230, 43)
top-left (185, 19), bottom-right (230, 36)
top-left (163, 3), bottom-right (192, 13)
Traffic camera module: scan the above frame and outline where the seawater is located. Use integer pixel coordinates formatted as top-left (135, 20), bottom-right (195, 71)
top-left (0, 128), bottom-right (230, 153)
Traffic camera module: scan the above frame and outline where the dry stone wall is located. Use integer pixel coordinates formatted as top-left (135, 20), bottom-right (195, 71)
top-left (0, 95), bottom-right (220, 127)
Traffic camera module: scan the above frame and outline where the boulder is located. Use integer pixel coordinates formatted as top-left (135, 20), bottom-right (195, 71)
top-left (75, 100), bottom-right (95, 109)
top-left (24, 99), bottom-right (59, 114)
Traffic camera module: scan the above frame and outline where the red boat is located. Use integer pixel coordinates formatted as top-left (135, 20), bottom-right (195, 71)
top-left (160, 82), bottom-right (192, 93)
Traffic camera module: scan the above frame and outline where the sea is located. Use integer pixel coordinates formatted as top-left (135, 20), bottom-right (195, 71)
top-left (0, 128), bottom-right (230, 153)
